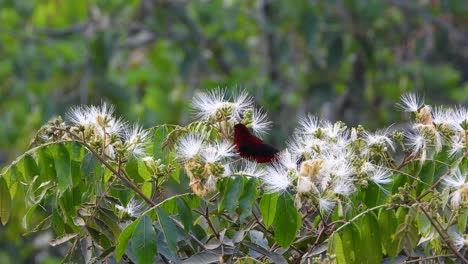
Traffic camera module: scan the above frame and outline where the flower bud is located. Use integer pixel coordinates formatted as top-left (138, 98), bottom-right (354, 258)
top-left (300, 159), bottom-right (323, 178)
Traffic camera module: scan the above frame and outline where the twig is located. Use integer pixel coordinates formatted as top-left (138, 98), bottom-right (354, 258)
top-left (403, 254), bottom-right (455, 263)
top-left (413, 199), bottom-right (468, 263)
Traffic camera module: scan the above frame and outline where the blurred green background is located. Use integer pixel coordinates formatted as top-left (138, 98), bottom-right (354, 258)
top-left (1, 0), bottom-right (468, 262)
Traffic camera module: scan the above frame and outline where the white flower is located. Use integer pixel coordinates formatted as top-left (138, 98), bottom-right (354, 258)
top-left (201, 141), bottom-right (235, 163)
top-left (363, 127), bottom-right (395, 151)
top-left (396, 93), bottom-right (424, 112)
top-left (116, 198), bottom-right (146, 217)
top-left (319, 198), bottom-right (335, 213)
top-left (276, 150), bottom-right (299, 171)
top-left (192, 89), bottom-right (226, 120)
top-left (67, 105), bottom-right (92, 126)
top-left (333, 179), bottom-right (355, 196)
top-left (368, 166), bottom-right (392, 194)
top-left (230, 160), bottom-right (266, 178)
top-left (432, 106), bottom-right (449, 125)
top-left (124, 124), bottom-right (150, 157)
top-left (322, 122), bottom-right (346, 140)
top-left (250, 108), bottom-right (272, 136)
top-left (205, 175), bottom-right (217, 192)
top-left (451, 231), bottom-right (468, 251)
top-left (443, 170), bottom-right (468, 207)
top-left (287, 136), bottom-right (313, 158)
top-left (296, 176), bottom-right (313, 193)
top-left (296, 114), bottom-right (322, 135)
top-left (89, 103), bottom-right (127, 137)
top-left (443, 170), bottom-right (467, 189)
top-left (369, 166), bottom-right (392, 185)
top-left (232, 90), bottom-right (254, 119)
top-left (67, 102), bottom-right (127, 137)
top-left (405, 129), bottom-right (426, 161)
top-left (176, 134), bottom-right (205, 161)
top-left (449, 137), bottom-right (465, 157)
top-left (447, 106), bottom-right (468, 131)
top-left (262, 164), bottom-right (292, 193)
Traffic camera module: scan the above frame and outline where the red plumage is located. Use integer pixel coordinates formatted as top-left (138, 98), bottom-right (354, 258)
top-left (233, 124), bottom-right (279, 163)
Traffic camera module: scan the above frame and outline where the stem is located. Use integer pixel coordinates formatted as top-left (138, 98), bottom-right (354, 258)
top-left (413, 199), bottom-right (468, 263)
top-left (52, 128), bottom-right (207, 249)
top-left (326, 204), bottom-right (390, 240)
top-left (403, 254), bottom-right (455, 263)
top-left (409, 169), bottom-right (451, 205)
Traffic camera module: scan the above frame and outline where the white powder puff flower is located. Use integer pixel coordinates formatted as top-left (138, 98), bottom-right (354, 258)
top-left (450, 231), bottom-right (468, 251)
top-left (116, 198), bottom-right (146, 218)
top-left (67, 105), bottom-right (92, 127)
top-left (176, 134), bottom-right (205, 161)
top-left (201, 141), bottom-right (235, 163)
top-left (368, 166), bottom-right (393, 194)
top-left (296, 114), bottom-right (322, 135)
top-left (276, 150), bottom-right (299, 171)
top-left (296, 176), bottom-right (313, 193)
top-left (67, 102), bottom-right (127, 137)
top-left (88, 103), bottom-right (127, 137)
top-left (396, 93), bottom-right (424, 112)
top-left (319, 198), bottom-right (335, 213)
top-left (230, 160), bottom-right (266, 178)
top-left (124, 125), bottom-right (150, 157)
top-left (232, 90), bottom-right (255, 119)
top-left (449, 137), bottom-right (465, 157)
top-left (322, 122), bottom-right (346, 140)
top-left (432, 106), bottom-right (449, 125)
top-left (287, 136), bottom-right (313, 158)
top-left (405, 129), bottom-right (426, 161)
top-left (447, 106), bottom-right (468, 131)
top-left (443, 170), bottom-right (468, 207)
top-left (250, 108), bottom-right (272, 136)
top-left (262, 164), bottom-right (292, 193)
top-left (192, 89), bottom-right (226, 120)
top-left (363, 127), bottom-right (395, 151)
top-left (333, 179), bottom-right (355, 196)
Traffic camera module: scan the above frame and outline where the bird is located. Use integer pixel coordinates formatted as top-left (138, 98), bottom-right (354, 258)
top-left (233, 123), bottom-right (279, 163)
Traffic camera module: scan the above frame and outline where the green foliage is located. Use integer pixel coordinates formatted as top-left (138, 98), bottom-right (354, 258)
top-left (2, 0), bottom-right (468, 262)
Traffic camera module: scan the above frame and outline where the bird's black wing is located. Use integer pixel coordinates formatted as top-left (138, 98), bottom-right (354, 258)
top-left (238, 143), bottom-right (279, 157)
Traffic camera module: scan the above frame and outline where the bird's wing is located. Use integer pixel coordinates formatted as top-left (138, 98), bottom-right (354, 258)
top-left (237, 143), bottom-right (279, 158)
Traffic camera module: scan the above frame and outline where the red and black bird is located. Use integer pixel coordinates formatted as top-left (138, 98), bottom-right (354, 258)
top-left (233, 123), bottom-right (279, 163)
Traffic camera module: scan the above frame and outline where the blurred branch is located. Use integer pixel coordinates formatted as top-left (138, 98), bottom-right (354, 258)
top-left (385, 0), bottom-right (467, 43)
top-left (34, 23), bottom-right (90, 37)
top-left (260, 0), bottom-right (279, 83)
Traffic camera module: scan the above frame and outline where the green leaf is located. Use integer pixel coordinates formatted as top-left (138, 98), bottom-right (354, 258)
top-left (176, 198), bottom-right (192, 233)
top-left (0, 177), bottom-right (11, 225)
top-left (38, 147), bottom-right (56, 182)
top-left (458, 208), bottom-right (468, 232)
top-left (115, 218), bottom-right (140, 261)
top-left (356, 213), bottom-right (382, 263)
top-left (328, 233), bottom-right (347, 264)
top-left (181, 251), bottom-right (219, 264)
top-left (238, 177), bottom-right (258, 223)
top-left (81, 153), bottom-right (96, 178)
top-left (416, 161), bottom-right (435, 195)
top-left (161, 197), bottom-right (177, 215)
top-left (126, 157), bottom-right (143, 183)
top-left (22, 155), bottom-right (40, 182)
top-left (157, 208), bottom-right (178, 253)
top-left (52, 144), bottom-right (72, 194)
top-left (259, 192), bottom-right (278, 228)
top-left (378, 208), bottom-right (399, 257)
top-left (273, 192), bottom-right (301, 248)
top-left (224, 176), bottom-right (244, 214)
top-left (242, 241), bottom-right (288, 264)
top-left (341, 223), bottom-right (359, 263)
top-left (131, 215), bottom-right (157, 264)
